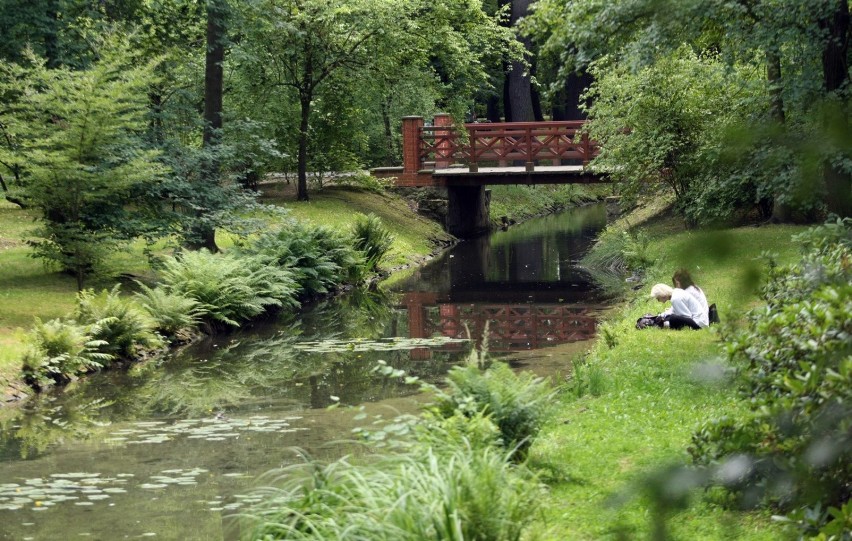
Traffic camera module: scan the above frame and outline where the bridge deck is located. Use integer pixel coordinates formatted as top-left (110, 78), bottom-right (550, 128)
top-left (432, 165), bottom-right (606, 186)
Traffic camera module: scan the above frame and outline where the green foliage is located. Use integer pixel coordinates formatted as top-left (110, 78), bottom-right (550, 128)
top-left (584, 48), bottom-right (745, 209)
top-left (241, 221), bottom-right (366, 297)
top-left (689, 218), bottom-right (852, 535)
top-left (5, 36), bottom-right (164, 287)
top-left (351, 213), bottom-right (394, 271)
top-left (581, 225), bottom-right (655, 295)
top-left (21, 318), bottom-right (112, 389)
top-left (157, 249), bottom-right (299, 329)
top-left (73, 285), bottom-right (162, 358)
top-left (432, 360), bottom-right (554, 459)
top-left (568, 355), bottom-right (609, 399)
top-left (248, 415), bottom-right (542, 540)
top-left (132, 282), bottom-right (204, 341)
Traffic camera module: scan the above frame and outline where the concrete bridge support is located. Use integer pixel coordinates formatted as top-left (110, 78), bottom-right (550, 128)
top-left (446, 186), bottom-right (490, 237)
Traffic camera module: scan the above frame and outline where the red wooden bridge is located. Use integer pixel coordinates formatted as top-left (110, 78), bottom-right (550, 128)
top-left (371, 114), bottom-right (606, 188)
top-left (370, 114), bottom-right (607, 236)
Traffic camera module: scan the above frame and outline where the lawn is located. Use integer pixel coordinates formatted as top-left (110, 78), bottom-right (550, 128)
top-left (529, 220), bottom-right (807, 540)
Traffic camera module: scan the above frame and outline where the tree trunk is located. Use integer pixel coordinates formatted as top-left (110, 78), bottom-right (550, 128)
top-left (766, 51), bottom-right (790, 222)
top-left (820, 0), bottom-right (851, 217)
top-left (551, 70), bottom-right (593, 120)
top-left (505, 0), bottom-right (536, 122)
top-left (381, 98), bottom-right (396, 166)
top-left (44, 0), bottom-right (60, 68)
top-left (197, 0), bottom-right (227, 252)
top-left (0, 171), bottom-right (26, 208)
top-left (297, 95), bottom-right (311, 201)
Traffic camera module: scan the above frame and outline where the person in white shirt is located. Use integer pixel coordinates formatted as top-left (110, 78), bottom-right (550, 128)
top-left (650, 283), bottom-right (708, 329)
top-left (672, 269), bottom-right (709, 321)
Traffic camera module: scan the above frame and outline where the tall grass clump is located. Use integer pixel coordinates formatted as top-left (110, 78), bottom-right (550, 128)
top-left (581, 226), bottom-right (653, 294)
top-left (157, 249), bottom-right (299, 329)
top-left (240, 222), bottom-right (365, 297)
top-left (247, 418), bottom-right (542, 540)
top-left (21, 318), bottom-right (113, 389)
top-left (352, 213), bottom-right (394, 271)
top-left (133, 282), bottom-right (205, 341)
top-left (73, 285), bottom-right (163, 357)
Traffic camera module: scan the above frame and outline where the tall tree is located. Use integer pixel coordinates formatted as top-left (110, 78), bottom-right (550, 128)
top-left (504, 0), bottom-right (540, 121)
top-left (240, 0), bottom-right (401, 201)
top-left (8, 40), bottom-right (164, 289)
top-left (195, 0), bottom-right (228, 251)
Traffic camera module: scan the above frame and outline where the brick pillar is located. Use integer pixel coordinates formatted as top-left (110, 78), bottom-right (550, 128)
top-left (402, 116), bottom-right (424, 177)
top-left (433, 113), bottom-right (453, 169)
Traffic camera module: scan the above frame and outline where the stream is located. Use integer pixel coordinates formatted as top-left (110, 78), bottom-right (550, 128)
top-left (0, 203), bottom-right (609, 540)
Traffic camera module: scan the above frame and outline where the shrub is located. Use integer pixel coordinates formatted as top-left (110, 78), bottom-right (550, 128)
top-left (432, 359), bottom-right (554, 459)
top-left (133, 282), bottom-right (205, 340)
top-left (351, 213), bottom-right (394, 271)
top-left (241, 222), bottom-right (365, 297)
top-left (157, 249), bottom-right (299, 329)
top-left (688, 218), bottom-right (852, 536)
top-left (21, 318), bottom-right (113, 389)
top-left (73, 285), bottom-right (163, 358)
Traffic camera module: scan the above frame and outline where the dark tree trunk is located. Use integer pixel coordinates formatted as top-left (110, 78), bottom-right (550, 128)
top-left (820, 0), bottom-right (851, 217)
top-left (203, 2), bottom-right (225, 148)
top-left (551, 70), bottom-right (593, 120)
top-left (44, 0), bottom-right (60, 68)
top-left (196, 0), bottom-right (227, 252)
top-left (0, 169), bottom-right (26, 208)
top-left (486, 92), bottom-right (502, 122)
top-left (505, 0), bottom-right (536, 122)
top-left (297, 95), bottom-right (311, 202)
top-left (766, 51), bottom-right (790, 222)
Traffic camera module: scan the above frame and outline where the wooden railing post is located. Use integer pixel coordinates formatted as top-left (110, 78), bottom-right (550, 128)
top-left (468, 125), bottom-right (478, 172)
top-left (402, 116), bottom-right (424, 176)
top-left (525, 124), bottom-right (534, 172)
top-left (433, 113), bottom-right (453, 169)
top-left (581, 131), bottom-right (591, 167)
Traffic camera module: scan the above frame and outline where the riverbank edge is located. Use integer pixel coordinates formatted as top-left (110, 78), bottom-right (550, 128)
top-left (0, 184), bottom-right (600, 406)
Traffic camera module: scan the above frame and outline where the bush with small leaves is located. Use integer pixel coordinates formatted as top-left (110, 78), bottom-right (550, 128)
top-left (74, 285), bottom-right (163, 358)
top-left (21, 318), bottom-right (113, 389)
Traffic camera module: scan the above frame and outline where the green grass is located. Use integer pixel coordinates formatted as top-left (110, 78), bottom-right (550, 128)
top-left (489, 184), bottom-right (608, 224)
top-left (261, 185), bottom-right (451, 268)
top-left (528, 222), bottom-right (807, 540)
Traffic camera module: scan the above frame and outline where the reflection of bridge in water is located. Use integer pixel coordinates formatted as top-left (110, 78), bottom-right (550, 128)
top-left (402, 292), bottom-right (602, 359)
top-left (392, 206), bottom-right (609, 359)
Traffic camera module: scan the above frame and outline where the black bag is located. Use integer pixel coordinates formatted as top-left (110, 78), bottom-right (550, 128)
top-left (708, 303), bottom-right (720, 325)
top-left (636, 314), bottom-right (665, 330)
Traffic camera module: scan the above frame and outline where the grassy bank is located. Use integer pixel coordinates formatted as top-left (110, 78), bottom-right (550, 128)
top-left (488, 184), bottom-right (609, 225)
top-left (0, 185), bottom-right (451, 397)
top-left (529, 217), bottom-right (807, 539)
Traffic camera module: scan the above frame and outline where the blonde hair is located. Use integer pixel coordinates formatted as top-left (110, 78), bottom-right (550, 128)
top-left (650, 283), bottom-right (673, 300)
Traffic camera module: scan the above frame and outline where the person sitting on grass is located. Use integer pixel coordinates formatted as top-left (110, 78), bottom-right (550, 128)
top-left (672, 268), bottom-right (709, 319)
top-left (650, 283), bottom-right (708, 330)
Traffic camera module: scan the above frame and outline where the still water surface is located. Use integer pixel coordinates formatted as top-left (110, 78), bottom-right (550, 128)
top-left (0, 204), bottom-right (608, 540)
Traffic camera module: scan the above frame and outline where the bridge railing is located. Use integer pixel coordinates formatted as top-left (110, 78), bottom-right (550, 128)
top-left (414, 116), bottom-right (597, 173)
